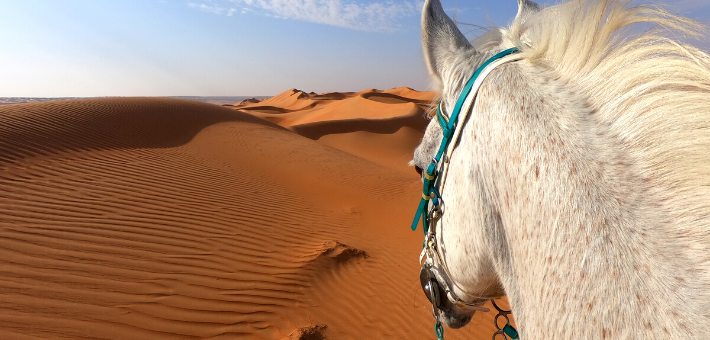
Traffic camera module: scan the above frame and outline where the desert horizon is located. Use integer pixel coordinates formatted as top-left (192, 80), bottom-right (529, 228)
top-left (0, 96), bottom-right (272, 107)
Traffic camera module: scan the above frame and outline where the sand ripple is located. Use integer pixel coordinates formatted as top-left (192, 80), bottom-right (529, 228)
top-left (0, 96), bottom-right (506, 339)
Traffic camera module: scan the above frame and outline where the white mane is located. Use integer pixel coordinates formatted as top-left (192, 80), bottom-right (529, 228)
top-left (503, 0), bottom-right (710, 226)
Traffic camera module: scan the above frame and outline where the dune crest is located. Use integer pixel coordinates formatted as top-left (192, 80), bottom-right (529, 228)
top-left (235, 97), bottom-right (262, 106)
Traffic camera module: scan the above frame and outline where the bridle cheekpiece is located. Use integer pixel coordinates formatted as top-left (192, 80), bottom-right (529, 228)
top-left (412, 47), bottom-right (522, 340)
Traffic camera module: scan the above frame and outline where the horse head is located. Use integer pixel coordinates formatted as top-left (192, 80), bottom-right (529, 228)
top-left (412, 0), bottom-right (540, 329)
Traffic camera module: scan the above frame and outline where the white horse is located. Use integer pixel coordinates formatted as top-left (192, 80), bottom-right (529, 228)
top-left (411, 0), bottom-right (710, 338)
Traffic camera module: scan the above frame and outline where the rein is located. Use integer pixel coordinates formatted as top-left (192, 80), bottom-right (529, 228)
top-left (411, 47), bottom-right (522, 340)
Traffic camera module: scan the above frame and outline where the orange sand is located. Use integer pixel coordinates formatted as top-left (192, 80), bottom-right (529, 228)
top-left (0, 90), bottom-right (510, 339)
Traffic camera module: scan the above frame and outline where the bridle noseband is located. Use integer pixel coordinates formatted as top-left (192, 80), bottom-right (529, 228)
top-left (411, 47), bottom-right (522, 339)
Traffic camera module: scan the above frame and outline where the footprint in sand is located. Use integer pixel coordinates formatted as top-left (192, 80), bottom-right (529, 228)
top-left (286, 324), bottom-right (327, 340)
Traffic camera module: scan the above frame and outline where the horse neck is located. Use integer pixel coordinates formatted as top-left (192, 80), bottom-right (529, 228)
top-left (466, 62), bottom-right (710, 339)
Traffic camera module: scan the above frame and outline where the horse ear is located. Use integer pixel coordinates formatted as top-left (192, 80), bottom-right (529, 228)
top-left (514, 0), bottom-right (540, 25)
top-left (421, 0), bottom-right (472, 85)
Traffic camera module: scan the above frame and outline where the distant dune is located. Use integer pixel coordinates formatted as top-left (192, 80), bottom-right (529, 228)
top-left (232, 87), bottom-right (436, 176)
top-left (0, 91), bottom-right (508, 339)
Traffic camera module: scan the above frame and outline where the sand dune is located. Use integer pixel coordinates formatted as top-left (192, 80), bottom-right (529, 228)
top-left (233, 88), bottom-right (436, 177)
top-left (233, 87), bottom-right (435, 127)
top-left (0, 93), bottom-right (509, 339)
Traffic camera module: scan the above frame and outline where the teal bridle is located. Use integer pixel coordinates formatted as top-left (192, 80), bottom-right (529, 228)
top-left (411, 47), bottom-right (520, 234)
top-left (413, 47), bottom-right (523, 340)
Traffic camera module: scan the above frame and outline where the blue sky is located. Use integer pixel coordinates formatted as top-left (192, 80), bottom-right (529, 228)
top-left (0, 0), bottom-right (708, 97)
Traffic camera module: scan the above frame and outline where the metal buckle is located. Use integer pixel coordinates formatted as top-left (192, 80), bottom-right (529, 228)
top-left (491, 299), bottom-right (519, 340)
top-left (427, 202), bottom-right (442, 224)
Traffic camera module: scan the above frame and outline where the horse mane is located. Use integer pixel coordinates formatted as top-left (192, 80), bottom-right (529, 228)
top-left (501, 0), bottom-right (710, 229)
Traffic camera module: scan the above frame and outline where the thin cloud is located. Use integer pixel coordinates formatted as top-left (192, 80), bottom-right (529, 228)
top-left (189, 0), bottom-right (422, 32)
top-left (189, 2), bottom-right (238, 15)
